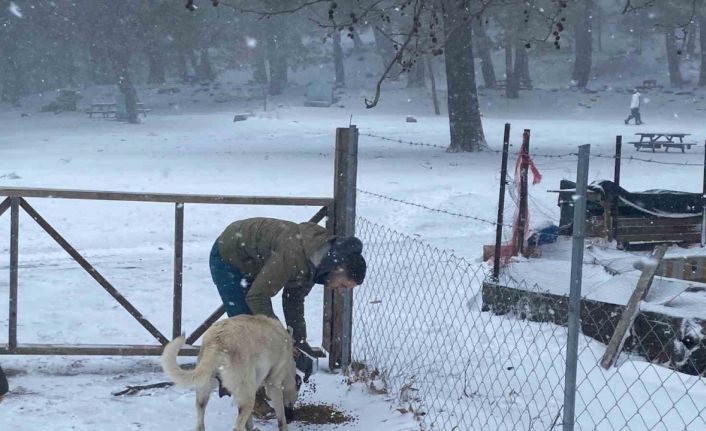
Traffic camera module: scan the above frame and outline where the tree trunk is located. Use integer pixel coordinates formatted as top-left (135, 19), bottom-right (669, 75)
top-left (406, 58), bottom-right (425, 88)
top-left (666, 30), bottom-right (684, 87)
top-left (89, 44), bottom-right (113, 85)
top-left (687, 23), bottom-right (697, 57)
top-left (112, 49), bottom-right (139, 124)
top-left (373, 22), bottom-right (400, 78)
top-left (442, 0), bottom-right (485, 152)
top-left (267, 26), bottom-right (288, 95)
top-left (474, 21), bottom-right (497, 89)
top-left (176, 48), bottom-right (189, 81)
top-left (513, 40), bottom-right (531, 90)
top-left (147, 47), bottom-right (166, 85)
top-left (505, 32), bottom-right (519, 99)
top-left (1, 42), bottom-right (23, 106)
top-left (596, 4), bottom-right (602, 52)
top-left (699, 13), bottom-right (706, 87)
top-left (426, 56), bottom-right (440, 115)
top-left (352, 29), bottom-right (364, 50)
top-left (251, 24), bottom-right (268, 84)
top-left (571, 0), bottom-right (593, 89)
top-left (199, 48), bottom-right (214, 82)
top-left (519, 43), bottom-right (531, 88)
top-left (333, 30), bottom-right (345, 88)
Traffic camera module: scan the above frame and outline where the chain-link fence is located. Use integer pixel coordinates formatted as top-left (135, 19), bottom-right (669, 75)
top-left (354, 217), bottom-right (570, 430)
top-left (353, 217), bottom-right (706, 430)
top-left (574, 299), bottom-right (706, 430)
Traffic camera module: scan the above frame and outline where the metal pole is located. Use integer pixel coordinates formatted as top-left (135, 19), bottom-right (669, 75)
top-left (563, 144), bottom-right (591, 431)
top-left (9, 198), bottom-right (19, 350)
top-left (612, 136), bottom-right (622, 242)
top-left (173, 202), bottom-right (184, 340)
top-left (340, 126), bottom-right (358, 369)
top-left (493, 123), bottom-right (511, 280)
top-left (702, 140), bottom-right (706, 247)
top-left (517, 129), bottom-right (530, 256)
top-left (326, 126), bottom-right (358, 369)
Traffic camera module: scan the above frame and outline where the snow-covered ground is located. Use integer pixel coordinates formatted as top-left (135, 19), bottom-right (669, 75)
top-left (1, 76), bottom-right (706, 430)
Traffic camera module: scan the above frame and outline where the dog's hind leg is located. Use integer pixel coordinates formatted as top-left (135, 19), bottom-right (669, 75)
top-left (265, 385), bottom-right (287, 431)
top-left (232, 394), bottom-right (256, 431)
top-left (195, 378), bottom-right (216, 431)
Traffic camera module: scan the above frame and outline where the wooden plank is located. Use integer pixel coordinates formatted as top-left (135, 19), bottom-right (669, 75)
top-left (308, 205), bottom-right (328, 224)
top-left (9, 198), bottom-right (19, 350)
top-left (600, 244), bottom-right (668, 369)
top-left (0, 186), bottom-right (333, 207)
top-left (0, 197), bottom-right (10, 218)
top-left (0, 343), bottom-right (200, 356)
top-left (618, 217), bottom-right (702, 227)
top-left (173, 203), bottom-right (184, 339)
top-left (19, 198), bottom-right (170, 345)
top-left (617, 233), bottom-right (700, 243)
top-left (617, 225), bottom-right (701, 236)
top-left (185, 305), bottom-right (225, 345)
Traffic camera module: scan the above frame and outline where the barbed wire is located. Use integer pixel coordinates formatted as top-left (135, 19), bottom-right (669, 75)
top-left (361, 130), bottom-right (705, 166)
top-left (357, 188), bottom-right (499, 226)
top-left (591, 153), bottom-right (704, 166)
top-left (357, 187), bottom-right (569, 241)
top-left (360, 132), bottom-right (448, 149)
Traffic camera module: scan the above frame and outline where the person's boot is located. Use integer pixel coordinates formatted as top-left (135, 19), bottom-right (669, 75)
top-left (0, 365), bottom-right (8, 403)
top-left (624, 119), bottom-right (629, 125)
top-left (252, 387), bottom-right (275, 419)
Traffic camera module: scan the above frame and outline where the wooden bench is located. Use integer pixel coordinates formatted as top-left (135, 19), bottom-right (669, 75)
top-left (629, 132), bottom-right (695, 153)
top-left (86, 103), bottom-right (150, 119)
top-left (629, 140), bottom-right (697, 152)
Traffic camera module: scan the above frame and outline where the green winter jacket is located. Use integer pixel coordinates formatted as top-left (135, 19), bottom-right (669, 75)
top-left (216, 217), bottom-right (332, 343)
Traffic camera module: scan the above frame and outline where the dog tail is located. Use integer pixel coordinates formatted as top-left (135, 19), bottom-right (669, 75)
top-left (161, 336), bottom-right (219, 388)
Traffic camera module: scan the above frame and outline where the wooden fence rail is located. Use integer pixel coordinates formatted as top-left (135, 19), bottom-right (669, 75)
top-left (0, 188), bottom-right (335, 357)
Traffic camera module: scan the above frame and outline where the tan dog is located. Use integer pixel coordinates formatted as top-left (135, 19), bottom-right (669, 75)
top-left (161, 315), bottom-right (300, 431)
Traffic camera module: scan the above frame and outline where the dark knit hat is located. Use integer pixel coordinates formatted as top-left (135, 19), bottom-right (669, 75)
top-left (313, 236), bottom-right (366, 285)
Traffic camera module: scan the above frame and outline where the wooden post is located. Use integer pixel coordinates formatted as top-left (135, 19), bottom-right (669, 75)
top-left (600, 244), bottom-right (668, 369)
top-left (702, 140), bottom-right (706, 247)
top-left (325, 126), bottom-right (358, 369)
top-left (9, 198), bottom-right (19, 350)
top-left (612, 136), bottom-right (622, 242)
top-left (173, 203), bottom-right (184, 339)
top-left (493, 123), bottom-right (511, 280)
top-left (517, 129), bottom-right (530, 256)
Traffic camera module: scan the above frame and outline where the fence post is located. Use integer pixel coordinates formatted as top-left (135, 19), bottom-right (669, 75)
top-left (493, 123), bottom-right (511, 280)
top-left (563, 144), bottom-right (590, 431)
top-left (9, 198), bottom-right (19, 351)
top-left (517, 129), bottom-right (530, 256)
top-left (173, 202), bottom-right (184, 340)
top-left (611, 136), bottom-right (622, 242)
top-left (324, 125), bottom-right (358, 369)
top-left (702, 140), bottom-right (705, 247)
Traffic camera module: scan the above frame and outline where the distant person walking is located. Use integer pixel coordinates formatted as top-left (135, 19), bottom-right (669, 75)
top-left (624, 88), bottom-right (643, 125)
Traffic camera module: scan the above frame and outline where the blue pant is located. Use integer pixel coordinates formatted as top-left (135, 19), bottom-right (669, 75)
top-left (210, 241), bottom-right (252, 317)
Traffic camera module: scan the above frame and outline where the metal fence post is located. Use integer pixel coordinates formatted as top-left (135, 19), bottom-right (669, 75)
top-left (493, 123), bottom-right (511, 280)
top-left (325, 125), bottom-right (358, 369)
top-left (612, 136), bottom-right (621, 242)
top-left (517, 129), bottom-right (530, 256)
top-left (563, 144), bottom-right (590, 431)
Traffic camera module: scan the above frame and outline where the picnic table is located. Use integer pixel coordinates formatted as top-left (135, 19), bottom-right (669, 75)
top-left (629, 132), bottom-right (695, 153)
top-left (86, 102), bottom-right (151, 119)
